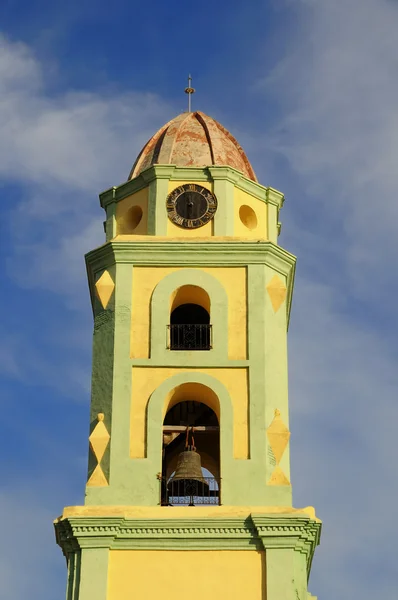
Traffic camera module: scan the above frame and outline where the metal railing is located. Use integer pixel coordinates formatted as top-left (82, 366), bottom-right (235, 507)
top-left (167, 324), bottom-right (212, 350)
top-left (160, 477), bottom-right (220, 506)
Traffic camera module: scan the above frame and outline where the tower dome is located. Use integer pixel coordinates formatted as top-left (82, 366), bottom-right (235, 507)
top-left (129, 111), bottom-right (257, 182)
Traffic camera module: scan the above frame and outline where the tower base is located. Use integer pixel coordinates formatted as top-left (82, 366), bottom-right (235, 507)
top-left (55, 506), bottom-right (321, 600)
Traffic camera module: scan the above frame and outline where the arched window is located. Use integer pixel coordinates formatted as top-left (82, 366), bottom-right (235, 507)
top-left (161, 400), bottom-right (220, 506)
top-left (168, 286), bottom-right (212, 350)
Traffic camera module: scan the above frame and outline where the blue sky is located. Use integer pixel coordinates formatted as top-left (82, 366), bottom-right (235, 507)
top-left (1, 1), bottom-right (398, 598)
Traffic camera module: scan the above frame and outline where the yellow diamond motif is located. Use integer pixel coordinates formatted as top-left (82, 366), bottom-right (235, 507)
top-left (89, 413), bottom-right (110, 463)
top-left (266, 275), bottom-right (287, 312)
top-left (87, 464), bottom-right (108, 487)
top-left (267, 409), bottom-right (290, 464)
top-left (267, 466), bottom-right (290, 486)
top-left (95, 270), bottom-right (115, 309)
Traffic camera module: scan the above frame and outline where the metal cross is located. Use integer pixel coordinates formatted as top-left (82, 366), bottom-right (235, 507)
top-left (184, 74), bottom-right (195, 112)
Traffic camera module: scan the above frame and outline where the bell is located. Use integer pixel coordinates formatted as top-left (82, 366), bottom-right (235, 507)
top-left (168, 449), bottom-right (209, 496)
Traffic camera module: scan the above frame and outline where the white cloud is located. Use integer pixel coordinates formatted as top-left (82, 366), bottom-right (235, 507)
top-left (0, 332), bottom-right (22, 377)
top-left (0, 477), bottom-right (82, 600)
top-left (289, 275), bottom-right (398, 599)
top-left (0, 323), bottom-right (92, 400)
top-left (0, 33), bottom-right (172, 298)
top-left (0, 34), bottom-right (173, 411)
top-left (9, 216), bottom-right (103, 299)
top-left (0, 34), bottom-right (173, 403)
top-left (253, 2), bottom-right (398, 598)
top-left (259, 0), bottom-right (398, 300)
top-left (0, 35), bottom-right (169, 192)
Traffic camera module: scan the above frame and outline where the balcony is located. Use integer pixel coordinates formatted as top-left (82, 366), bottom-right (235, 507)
top-left (160, 476), bottom-right (220, 506)
top-left (168, 324), bottom-right (212, 350)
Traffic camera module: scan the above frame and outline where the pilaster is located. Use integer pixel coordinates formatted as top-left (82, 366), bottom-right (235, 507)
top-left (107, 262), bottom-right (133, 492)
top-left (148, 175), bottom-right (170, 235)
top-left (66, 550), bottom-right (81, 600)
top-left (77, 548), bottom-right (109, 600)
top-left (105, 200), bottom-right (117, 241)
top-left (266, 188), bottom-right (284, 244)
top-left (247, 264), bottom-right (267, 465)
top-left (264, 263), bottom-right (291, 489)
top-left (208, 167), bottom-right (236, 235)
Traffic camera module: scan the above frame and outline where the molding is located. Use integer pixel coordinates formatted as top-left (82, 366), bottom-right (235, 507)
top-left (100, 179), bottom-right (147, 208)
top-left (145, 371), bottom-right (234, 498)
top-left (149, 268), bottom-right (229, 361)
top-left (99, 165), bottom-right (282, 209)
top-left (55, 513), bottom-right (320, 570)
top-left (266, 187), bottom-right (285, 209)
top-left (85, 240), bottom-right (295, 272)
top-left (130, 358), bottom-right (250, 367)
top-left (85, 240), bottom-right (296, 322)
top-left (252, 514), bottom-right (321, 574)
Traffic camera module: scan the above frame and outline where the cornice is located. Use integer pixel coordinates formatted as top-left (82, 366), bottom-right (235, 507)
top-left (99, 176), bottom-right (148, 208)
top-left (99, 165), bottom-right (283, 209)
top-left (251, 514), bottom-right (321, 573)
top-left (266, 187), bottom-right (285, 209)
top-left (55, 513), bottom-right (320, 567)
top-left (85, 240), bottom-right (296, 322)
top-left (85, 239), bottom-right (296, 272)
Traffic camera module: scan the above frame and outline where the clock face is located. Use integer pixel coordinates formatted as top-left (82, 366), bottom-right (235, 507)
top-left (166, 184), bottom-right (217, 229)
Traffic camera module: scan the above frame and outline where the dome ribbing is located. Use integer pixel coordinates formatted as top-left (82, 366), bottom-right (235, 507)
top-left (129, 111), bottom-right (257, 182)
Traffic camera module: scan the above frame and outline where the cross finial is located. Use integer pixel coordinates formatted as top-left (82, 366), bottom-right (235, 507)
top-left (184, 74), bottom-right (195, 112)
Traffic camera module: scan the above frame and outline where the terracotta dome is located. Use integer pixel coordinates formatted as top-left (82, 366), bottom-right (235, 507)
top-left (129, 111), bottom-right (257, 182)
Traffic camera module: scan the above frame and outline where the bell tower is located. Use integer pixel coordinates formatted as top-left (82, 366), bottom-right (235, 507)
top-left (55, 110), bottom-right (321, 600)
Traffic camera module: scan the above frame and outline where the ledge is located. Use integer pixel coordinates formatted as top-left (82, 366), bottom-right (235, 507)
top-left (99, 165), bottom-right (283, 208)
top-left (59, 505), bottom-right (318, 520)
top-left (54, 506), bottom-right (321, 571)
top-left (85, 239), bottom-right (296, 324)
top-left (85, 239), bottom-right (296, 273)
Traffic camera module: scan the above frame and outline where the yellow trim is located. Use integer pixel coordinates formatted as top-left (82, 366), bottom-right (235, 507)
top-left (95, 270), bottom-right (115, 309)
top-left (164, 381), bottom-right (220, 419)
top-left (113, 235), bottom-right (265, 241)
top-left (170, 284), bottom-right (211, 314)
top-left (86, 465), bottom-right (108, 487)
top-left (130, 367), bottom-right (248, 459)
top-left (167, 181), bottom-right (213, 193)
top-left (60, 505), bottom-right (319, 520)
top-left (131, 267), bottom-right (247, 360)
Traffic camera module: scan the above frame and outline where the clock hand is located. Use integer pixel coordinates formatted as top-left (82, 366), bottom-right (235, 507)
top-left (187, 199), bottom-right (194, 218)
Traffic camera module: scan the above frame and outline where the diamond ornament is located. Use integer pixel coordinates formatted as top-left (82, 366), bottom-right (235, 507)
top-left (267, 409), bottom-right (290, 464)
top-left (89, 413), bottom-right (110, 463)
top-left (87, 464), bottom-right (108, 487)
top-left (95, 270), bottom-right (115, 309)
top-left (267, 466), bottom-right (290, 486)
top-left (266, 274), bottom-right (287, 312)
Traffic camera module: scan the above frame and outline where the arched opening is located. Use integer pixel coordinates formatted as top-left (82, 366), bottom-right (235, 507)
top-left (170, 284), bottom-right (210, 314)
top-left (168, 286), bottom-right (212, 350)
top-left (161, 387), bottom-right (220, 506)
